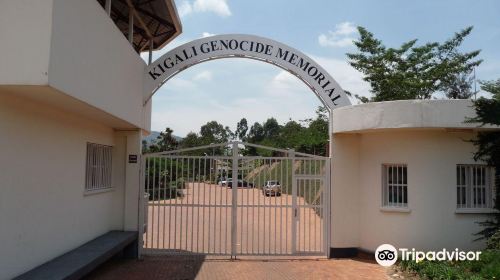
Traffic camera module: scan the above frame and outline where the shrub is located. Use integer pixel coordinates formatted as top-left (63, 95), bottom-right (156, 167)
top-left (399, 250), bottom-right (500, 279)
top-left (486, 229), bottom-right (500, 250)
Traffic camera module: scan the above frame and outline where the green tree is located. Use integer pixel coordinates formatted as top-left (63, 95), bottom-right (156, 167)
top-left (156, 127), bottom-right (178, 151)
top-left (262, 118), bottom-right (281, 140)
top-left (471, 78), bottom-right (500, 240)
top-left (347, 26), bottom-right (482, 101)
top-left (199, 121), bottom-right (231, 144)
top-left (235, 118), bottom-right (248, 140)
top-left (443, 73), bottom-right (476, 99)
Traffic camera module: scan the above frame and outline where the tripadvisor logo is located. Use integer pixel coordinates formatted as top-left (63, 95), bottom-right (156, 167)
top-left (374, 244), bottom-right (482, 267)
top-left (375, 244), bottom-right (398, 267)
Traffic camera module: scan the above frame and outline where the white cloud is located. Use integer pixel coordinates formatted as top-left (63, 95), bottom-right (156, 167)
top-left (177, 0), bottom-right (231, 18)
top-left (193, 70), bottom-right (213, 81)
top-left (178, 1), bottom-right (193, 18)
top-left (149, 54), bottom-right (371, 136)
top-left (268, 71), bottom-right (308, 98)
top-left (309, 55), bottom-right (371, 102)
top-left (202, 32), bottom-right (216, 38)
top-left (318, 21), bottom-right (357, 48)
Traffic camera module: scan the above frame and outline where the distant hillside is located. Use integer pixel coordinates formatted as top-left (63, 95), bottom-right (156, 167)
top-left (143, 131), bottom-right (182, 145)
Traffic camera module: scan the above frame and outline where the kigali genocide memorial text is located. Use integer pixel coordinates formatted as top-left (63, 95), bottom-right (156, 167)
top-left (144, 35), bottom-right (350, 109)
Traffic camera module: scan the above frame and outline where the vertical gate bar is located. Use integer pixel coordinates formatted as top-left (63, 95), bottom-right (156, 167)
top-left (179, 159), bottom-right (184, 251)
top-left (151, 157), bottom-right (156, 248)
top-left (191, 158), bottom-right (195, 252)
top-left (269, 158), bottom-right (272, 254)
top-left (313, 178), bottom-right (317, 251)
top-left (186, 158), bottom-right (190, 251)
top-left (168, 158), bottom-right (173, 250)
top-left (280, 158), bottom-right (283, 254)
top-left (297, 178), bottom-right (307, 252)
top-left (156, 157), bottom-right (161, 249)
top-left (307, 179), bottom-right (310, 251)
top-left (274, 158), bottom-right (277, 254)
top-left (246, 161), bottom-right (250, 254)
top-left (239, 160), bottom-right (243, 254)
top-left (174, 158), bottom-right (179, 250)
top-left (145, 157), bottom-right (149, 248)
top-left (285, 156), bottom-right (290, 254)
top-left (221, 159), bottom-right (225, 253)
top-left (138, 155), bottom-right (146, 257)
top-left (197, 158), bottom-right (201, 252)
top-left (262, 159), bottom-right (271, 254)
top-left (224, 159), bottom-right (230, 254)
top-left (158, 157), bottom-right (163, 249)
top-left (202, 158), bottom-right (206, 253)
top-left (325, 159), bottom-right (331, 256)
top-left (257, 159), bottom-right (262, 254)
top-left (223, 158), bottom-right (227, 254)
top-left (231, 143), bottom-right (238, 258)
top-left (208, 158), bottom-right (213, 254)
top-left (290, 151), bottom-right (297, 254)
top-left (162, 157), bottom-right (167, 249)
top-left (251, 159), bottom-right (256, 255)
top-left (298, 179), bottom-right (301, 252)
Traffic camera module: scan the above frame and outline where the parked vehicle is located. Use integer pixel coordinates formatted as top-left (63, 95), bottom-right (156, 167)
top-left (262, 180), bottom-right (281, 196)
top-left (227, 179), bottom-right (254, 188)
top-left (218, 178), bottom-right (228, 186)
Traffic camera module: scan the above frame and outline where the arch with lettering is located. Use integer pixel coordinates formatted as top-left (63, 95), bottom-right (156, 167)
top-left (144, 34), bottom-right (351, 110)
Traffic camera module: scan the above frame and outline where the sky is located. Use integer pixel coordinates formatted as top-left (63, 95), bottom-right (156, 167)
top-left (142, 0), bottom-right (500, 136)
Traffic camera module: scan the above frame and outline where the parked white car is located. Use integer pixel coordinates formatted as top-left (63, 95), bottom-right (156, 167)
top-left (262, 180), bottom-right (281, 196)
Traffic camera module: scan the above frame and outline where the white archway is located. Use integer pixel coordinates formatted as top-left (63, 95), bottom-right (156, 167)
top-left (144, 34), bottom-right (351, 111)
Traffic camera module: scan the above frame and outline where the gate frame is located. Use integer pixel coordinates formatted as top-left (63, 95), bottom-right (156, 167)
top-left (138, 141), bottom-right (331, 258)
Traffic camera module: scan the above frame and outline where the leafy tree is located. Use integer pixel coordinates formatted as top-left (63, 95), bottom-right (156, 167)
top-left (180, 132), bottom-right (201, 148)
top-left (347, 26), bottom-right (482, 101)
top-left (142, 139), bottom-right (149, 153)
top-left (246, 122), bottom-right (265, 143)
top-left (471, 78), bottom-right (500, 240)
top-left (235, 118), bottom-right (248, 140)
top-left (443, 73), bottom-right (476, 99)
top-left (156, 127), bottom-right (178, 151)
top-left (199, 121), bottom-right (231, 144)
top-left (262, 118), bottom-right (281, 140)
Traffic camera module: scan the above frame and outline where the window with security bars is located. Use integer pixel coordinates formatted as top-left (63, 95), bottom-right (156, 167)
top-left (456, 165), bottom-right (494, 209)
top-left (85, 143), bottom-right (112, 191)
top-left (382, 164), bottom-right (408, 208)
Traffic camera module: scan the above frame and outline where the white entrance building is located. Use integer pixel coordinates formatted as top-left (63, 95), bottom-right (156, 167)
top-left (0, 0), bottom-right (498, 279)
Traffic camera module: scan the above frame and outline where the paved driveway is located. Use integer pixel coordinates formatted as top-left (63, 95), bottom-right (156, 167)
top-left (145, 183), bottom-right (323, 255)
top-left (86, 255), bottom-right (389, 280)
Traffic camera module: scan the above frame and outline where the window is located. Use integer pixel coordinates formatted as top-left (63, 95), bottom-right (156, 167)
top-left (85, 143), bottom-right (112, 192)
top-left (456, 165), bottom-right (494, 209)
top-left (382, 164), bottom-right (408, 208)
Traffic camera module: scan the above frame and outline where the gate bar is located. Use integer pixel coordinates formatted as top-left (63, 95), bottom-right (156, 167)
top-left (231, 142), bottom-right (238, 258)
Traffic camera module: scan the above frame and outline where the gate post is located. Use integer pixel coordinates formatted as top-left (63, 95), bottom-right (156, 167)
top-left (289, 149), bottom-right (297, 254)
top-left (231, 142), bottom-right (239, 259)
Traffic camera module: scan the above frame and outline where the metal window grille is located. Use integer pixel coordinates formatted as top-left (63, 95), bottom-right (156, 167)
top-left (456, 165), bottom-right (494, 209)
top-left (85, 143), bottom-right (113, 191)
top-left (382, 164), bottom-right (408, 207)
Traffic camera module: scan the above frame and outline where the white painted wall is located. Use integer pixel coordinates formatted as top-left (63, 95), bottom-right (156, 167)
top-left (331, 134), bottom-right (360, 249)
top-left (48, 0), bottom-right (148, 130)
top-left (356, 130), bottom-right (489, 252)
top-left (332, 99), bottom-right (498, 133)
top-left (0, 93), bottom-right (126, 279)
top-left (330, 100), bottom-right (498, 253)
top-left (0, 0), bottom-right (53, 85)
top-left (0, 0), bottom-right (151, 132)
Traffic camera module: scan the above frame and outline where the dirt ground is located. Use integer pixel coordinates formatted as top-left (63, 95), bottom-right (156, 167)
top-left (144, 183), bottom-right (323, 255)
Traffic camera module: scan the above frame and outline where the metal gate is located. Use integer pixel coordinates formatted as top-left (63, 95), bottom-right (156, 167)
top-left (139, 142), bottom-right (330, 257)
